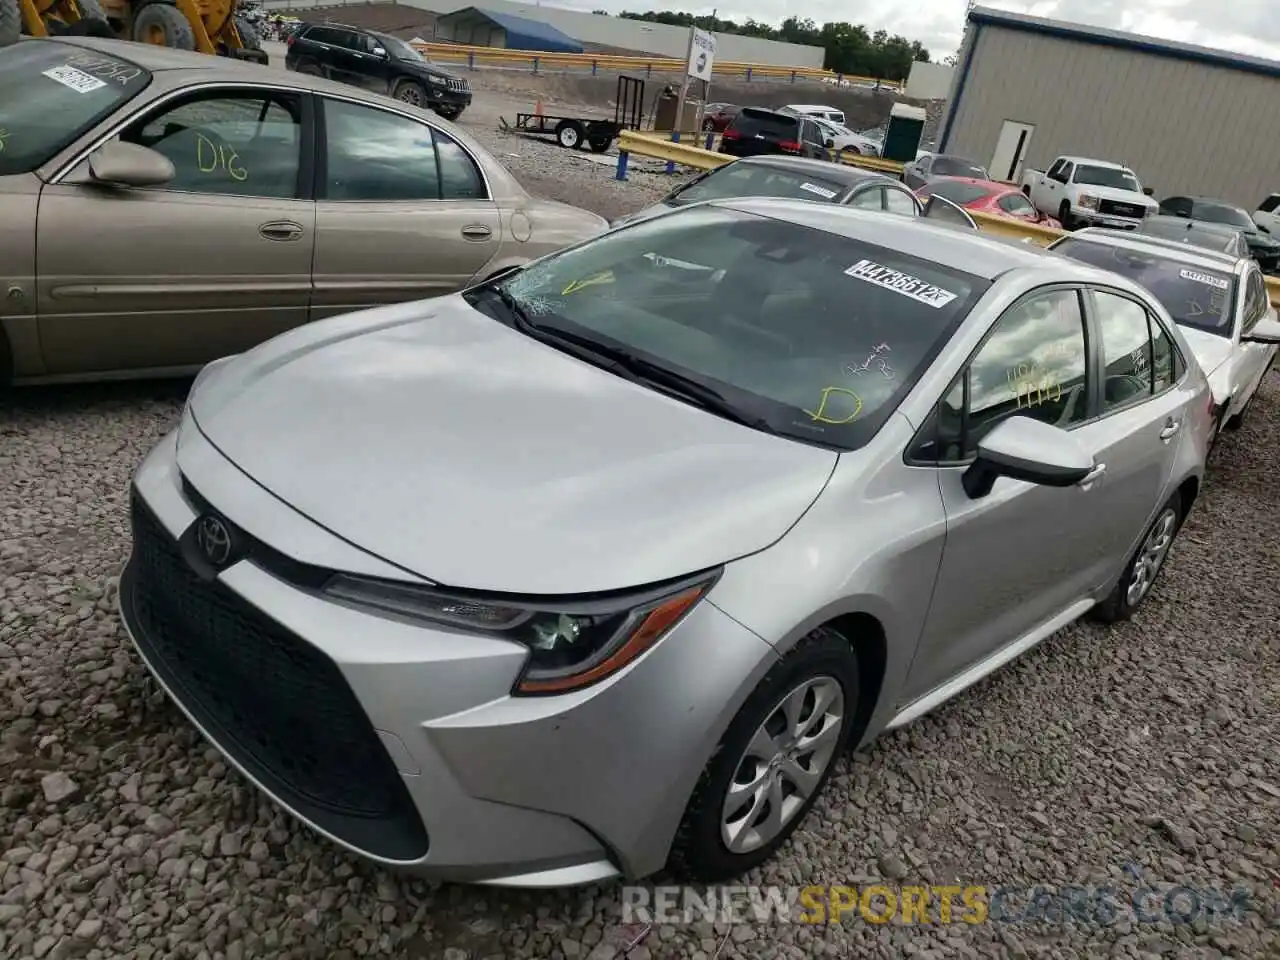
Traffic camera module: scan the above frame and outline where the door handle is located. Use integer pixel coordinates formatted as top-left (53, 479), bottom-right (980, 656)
top-left (1159, 419), bottom-right (1181, 441)
top-left (259, 221), bottom-right (304, 242)
top-left (1077, 463), bottom-right (1106, 488)
top-left (461, 224), bottom-right (493, 241)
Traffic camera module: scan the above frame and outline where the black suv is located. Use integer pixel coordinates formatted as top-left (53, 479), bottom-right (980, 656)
top-left (718, 107), bottom-right (828, 161)
top-left (286, 24), bottom-right (472, 120)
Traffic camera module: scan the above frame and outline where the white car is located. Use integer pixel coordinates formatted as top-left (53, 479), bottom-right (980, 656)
top-left (808, 116), bottom-right (881, 156)
top-left (779, 103), bottom-right (846, 126)
top-left (1049, 228), bottom-right (1280, 442)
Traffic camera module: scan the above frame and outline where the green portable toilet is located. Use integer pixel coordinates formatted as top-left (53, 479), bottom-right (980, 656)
top-left (881, 103), bottom-right (927, 163)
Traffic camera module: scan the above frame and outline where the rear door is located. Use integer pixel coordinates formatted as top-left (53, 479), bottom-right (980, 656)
top-left (310, 94), bottom-right (500, 319)
top-left (724, 109), bottom-right (800, 157)
top-left (35, 86), bottom-right (315, 374)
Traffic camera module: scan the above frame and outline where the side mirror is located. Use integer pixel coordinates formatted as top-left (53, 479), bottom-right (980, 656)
top-left (921, 194), bottom-right (978, 230)
top-left (962, 417), bottom-right (1095, 499)
top-left (1143, 187), bottom-right (1155, 196)
top-left (372, 46), bottom-right (388, 58)
top-left (87, 141), bottom-right (174, 188)
top-left (824, 139), bottom-right (834, 148)
top-left (1243, 312), bottom-right (1280, 344)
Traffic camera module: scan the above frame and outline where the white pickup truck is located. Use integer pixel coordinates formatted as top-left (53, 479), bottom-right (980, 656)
top-left (1021, 156), bottom-right (1158, 230)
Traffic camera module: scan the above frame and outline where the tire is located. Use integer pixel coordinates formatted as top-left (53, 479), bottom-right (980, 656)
top-left (587, 136), bottom-right (612, 153)
top-left (1058, 200), bottom-right (1073, 231)
top-left (666, 626), bottom-right (859, 882)
top-left (235, 15), bottom-right (262, 50)
top-left (1089, 493), bottom-right (1183, 624)
top-left (132, 3), bottom-right (194, 49)
top-left (392, 78), bottom-right (427, 108)
top-left (0, 0), bottom-right (20, 47)
top-left (555, 120), bottom-right (584, 149)
top-left (1022, 185), bottom-right (1031, 196)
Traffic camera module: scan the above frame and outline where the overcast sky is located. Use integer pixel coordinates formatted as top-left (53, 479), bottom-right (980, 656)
top-left (567, 0), bottom-right (1280, 63)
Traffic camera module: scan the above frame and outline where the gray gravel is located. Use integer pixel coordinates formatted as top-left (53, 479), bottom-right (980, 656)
top-left (3, 89), bottom-right (1279, 956)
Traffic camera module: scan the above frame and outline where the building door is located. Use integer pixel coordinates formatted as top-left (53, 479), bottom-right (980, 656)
top-left (990, 120), bottom-right (1035, 184)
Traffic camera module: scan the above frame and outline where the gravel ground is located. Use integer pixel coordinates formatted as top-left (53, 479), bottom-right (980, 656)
top-left (2, 74), bottom-right (1279, 960)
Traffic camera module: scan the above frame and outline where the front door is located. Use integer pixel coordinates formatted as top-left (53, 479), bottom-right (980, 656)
top-left (990, 120), bottom-right (1035, 184)
top-left (905, 289), bottom-right (1102, 701)
top-left (311, 96), bottom-right (499, 319)
top-left (35, 88), bottom-right (314, 375)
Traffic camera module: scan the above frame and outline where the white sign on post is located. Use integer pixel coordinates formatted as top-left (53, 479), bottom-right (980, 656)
top-left (687, 27), bottom-right (716, 82)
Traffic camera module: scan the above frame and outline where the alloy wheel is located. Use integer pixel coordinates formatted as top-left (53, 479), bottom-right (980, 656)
top-left (1126, 507), bottom-right (1178, 606)
top-left (720, 676), bottom-right (844, 854)
top-left (396, 85), bottom-right (424, 106)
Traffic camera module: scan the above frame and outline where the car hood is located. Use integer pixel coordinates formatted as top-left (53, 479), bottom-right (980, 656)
top-left (1179, 326), bottom-right (1233, 381)
top-left (400, 59), bottom-right (463, 83)
top-left (1079, 185), bottom-right (1155, 207)
top-left (188, 298), bottom-right (837, 594)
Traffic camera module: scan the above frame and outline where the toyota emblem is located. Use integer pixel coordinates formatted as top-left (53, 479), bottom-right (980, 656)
top-left (195, 514), bottom-right (233, 567)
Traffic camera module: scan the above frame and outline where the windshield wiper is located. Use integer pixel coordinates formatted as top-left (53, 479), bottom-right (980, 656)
top-left (490, 288), bottom-right (775, 432)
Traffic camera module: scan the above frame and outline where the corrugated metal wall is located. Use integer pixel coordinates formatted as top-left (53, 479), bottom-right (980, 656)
top-left (944, 25), bottom-right (1280, 208)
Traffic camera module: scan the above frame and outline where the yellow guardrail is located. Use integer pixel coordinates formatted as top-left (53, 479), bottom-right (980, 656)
top-left (412, 41), bottom-right (900, 89)
top-left (614, 132), bottom-right (1280, 307)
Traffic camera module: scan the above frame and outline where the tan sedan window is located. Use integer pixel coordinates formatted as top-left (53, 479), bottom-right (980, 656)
top-left (120, 92), bottom-right (302, 199)
top-left (323, 99), bottom-right (441, 201)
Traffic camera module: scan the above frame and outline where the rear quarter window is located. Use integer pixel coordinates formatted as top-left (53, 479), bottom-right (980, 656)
top-left (729, 109), bottom-right (799, 139)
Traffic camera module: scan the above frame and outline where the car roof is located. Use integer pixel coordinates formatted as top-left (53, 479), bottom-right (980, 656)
top-left (706, 197), bottom-right (1061, 279)
top-left (1059, 156), bottom-right (1128, 169)
top-left (927, 176), bottom-right (1012, 192)
top-left (1055, 227), bottom-right (1246, 271)
top-left (786, 104), bottom-right (840, 111)
top-left (728, 155), bottom-right (891, 185)
top-left (1173, 195), bottom-right (1249, 209)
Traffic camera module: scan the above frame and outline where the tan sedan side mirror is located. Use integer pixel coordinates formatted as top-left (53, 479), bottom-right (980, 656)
top-left (88, 142), bottom-right (175, 188)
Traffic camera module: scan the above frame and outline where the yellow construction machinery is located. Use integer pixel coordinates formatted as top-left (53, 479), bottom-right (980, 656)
top-left (1, 0), bottom-right (268, 63)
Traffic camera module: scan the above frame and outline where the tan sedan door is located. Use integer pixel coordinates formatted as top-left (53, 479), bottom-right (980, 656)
top-left (36, 87), bottom-right (315, 375)
top-left (311, 96), bottom-right (499, 320)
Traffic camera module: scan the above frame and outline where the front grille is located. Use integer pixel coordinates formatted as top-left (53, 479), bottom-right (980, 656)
top-left (1099, 199), bottom-right (1143, 218)
top-left (446, 77), bottom-right (469, 93)
top-left (121, 493), bottom-right (429, 862)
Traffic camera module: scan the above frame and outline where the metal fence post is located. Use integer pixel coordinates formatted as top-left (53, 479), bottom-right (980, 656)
top-left (790, 70), bottom-right (796, 83)
top-left (532, 57), bottom-right (539, 75)
top-left (616, 151), bottom-right (629, 181)
top-left (703, 131), bottom-right (714, 150)
top-left (468, 52), bottom-right (474, 70)
top-left (665, 131), bottom-right (680, 175)
top-left (592, 60), bottom-right (597, 76)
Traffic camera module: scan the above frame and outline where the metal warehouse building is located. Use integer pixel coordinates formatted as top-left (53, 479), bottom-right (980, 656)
top-left (433, 6), bottom-right (583, 54)
top-left (937, 7), bottom-right (1280, 208)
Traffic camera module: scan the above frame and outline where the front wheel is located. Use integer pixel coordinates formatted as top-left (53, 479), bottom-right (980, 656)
top-left (555, 120), bottom-right (585, 149)
top-left (666, 626), bottom-right (858, 882)
top-left (1090, 493), bottom-right (1183, 623)
top-left (392, 79), bottom-right (427, 107)
top-left (701, 118), bottom-right (716, 132)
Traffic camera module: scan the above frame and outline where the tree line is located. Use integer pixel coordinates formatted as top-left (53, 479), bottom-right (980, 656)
top-left (591, 11), bottom-right (930, 81)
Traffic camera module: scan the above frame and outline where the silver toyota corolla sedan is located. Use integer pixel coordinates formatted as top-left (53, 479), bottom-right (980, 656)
top-left (120, 199), bottom-right (1212, 888)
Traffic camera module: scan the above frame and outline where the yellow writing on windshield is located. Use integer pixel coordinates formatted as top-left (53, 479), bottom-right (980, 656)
top-left (1007, 362), bottom-right (1062, 409)
top-left (0, 128), bottom-right (9, 153)
top-left (561, 271), bottom-right (614, 295)
top-left (195, 134), bottom-right (247, 182)
top-left (804, 386), bottom-right (863, 424)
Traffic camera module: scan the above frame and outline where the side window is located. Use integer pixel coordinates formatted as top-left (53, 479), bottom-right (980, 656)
top-left (1161, 197), bottom-right (1192, 217)
top-left (1242, 270), bottom-right (1268, 335)
top-left (1046, 159), bottom-right (1063, 179)
top-left (332, 30), bottom-right (362, 51)
top-left (883, 185), bottom-right (919, 217)
top-left (1093, 291), bottom-right (1154, 411)
top-left (932, 290), bottom-right (1090, 461)
top-left (997, 192), bottom-right (1036, 217)
top-left (917, 156), bottom-right (932, 175)
top-left (434, 128), bottom-right (487, 200)
top-left (120, 91), bottom-right (302, 199)
top-left (1058, 162), bottom-right (1074, 183)
top-left (848, 186), bottom-right (885, 210)
top-left (323, 98), bottom-right (440, 201)
top-left (1150, 314), bottom-right (1177, 393)
top-left (1259, 195), bottom-right (1280, 214)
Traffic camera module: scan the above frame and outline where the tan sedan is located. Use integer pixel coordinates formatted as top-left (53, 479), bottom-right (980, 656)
top-left (0, 37), bottom-right (608, 385)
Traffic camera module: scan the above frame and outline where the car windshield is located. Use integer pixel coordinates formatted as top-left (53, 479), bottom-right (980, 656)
top-left (931, 156), bottom-right (988, 179)
top-left (478, 205), bottom-right (988, 451)
top-left (0, 41), bottom-right (151, 176)
top-left (1052, 238), bottom-right (1235, 336)
top-left (380, 36), bottom-right (426, 62)
top-left (1074, 165), bottom-right (1142, 191)
top-left (923, 180), bottom-right (992, 205)
top-left (1191, 201), bottom-right (1254, 229)
top-left (669, 163), bottom-right (847, 206)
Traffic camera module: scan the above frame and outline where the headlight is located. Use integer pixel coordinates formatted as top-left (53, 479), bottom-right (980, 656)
top-left (1077, 194), bottom-right (1099, 210)
top-left (323, 571), bottom-right (719, 695)
top-left (428, 75), bottom-right (446, 86)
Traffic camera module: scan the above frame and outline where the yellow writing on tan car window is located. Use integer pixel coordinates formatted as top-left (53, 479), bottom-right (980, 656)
top-left (195, 133), bottom-right (247, 182)
top-left (1006, 361), bottom-right (1062, 409)
top-left (804, 386), bottom-right (862, 424)
top-left (561, 271), bottom-right (614, 295)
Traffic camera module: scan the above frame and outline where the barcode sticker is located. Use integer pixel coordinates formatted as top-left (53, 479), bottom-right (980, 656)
top-left (1179, 268), bottom-right (1229, 290)
top-left (800, 182), bottom-right (838, 199)
top-left (42, 65), bottom-right (107, 94)
top-left (844, 259), bottom-right (958, 309)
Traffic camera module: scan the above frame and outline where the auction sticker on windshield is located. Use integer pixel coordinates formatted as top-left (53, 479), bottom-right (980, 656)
top-left (42, 65), bottom-right (107, 94)
top-left (845, 259), bottom-right (957, 308)
top-left (800, 182), bottom-right (838, 199)
top-left (1179, 268), bottom-right (1229, 290)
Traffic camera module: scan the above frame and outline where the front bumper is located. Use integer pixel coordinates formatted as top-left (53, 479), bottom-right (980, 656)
top-left (426, 86), bottom-right (471, 110)
top-left (118, 424), bottom-right (776, 885)
top-left (1073, 211), bottom-right (1145, 230)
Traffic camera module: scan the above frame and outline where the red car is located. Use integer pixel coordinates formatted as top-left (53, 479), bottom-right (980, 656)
top-left (915, 176), bottom-right (1062, 229)
top-left (701, 102), bottom-right (740, 132)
